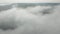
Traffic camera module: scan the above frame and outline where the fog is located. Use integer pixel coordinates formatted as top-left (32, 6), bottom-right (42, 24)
top-left (0, 3), bottom-right (60, 34)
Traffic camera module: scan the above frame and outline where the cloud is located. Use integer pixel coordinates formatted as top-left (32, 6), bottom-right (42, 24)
top-left (26, 6), bottom-right (53, 15)
top-left (0, 4), bottom-right (60, 34)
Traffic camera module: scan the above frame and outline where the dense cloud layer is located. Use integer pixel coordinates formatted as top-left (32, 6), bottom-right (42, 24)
top-left (0, 3), bottom-right (60, 34)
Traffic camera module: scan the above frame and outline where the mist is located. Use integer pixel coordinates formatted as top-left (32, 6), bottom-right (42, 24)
top-left (0, 3), bottom-right (60, 34)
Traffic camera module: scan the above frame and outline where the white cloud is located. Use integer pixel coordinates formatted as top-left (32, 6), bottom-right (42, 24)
top-left (0, 5), bottom-right (60, 34)
top-left (26, 6), bottom-right (52, 16)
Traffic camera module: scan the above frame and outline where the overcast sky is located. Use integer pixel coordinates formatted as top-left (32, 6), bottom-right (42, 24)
top-left (0, 0), bottom-right (60, 3)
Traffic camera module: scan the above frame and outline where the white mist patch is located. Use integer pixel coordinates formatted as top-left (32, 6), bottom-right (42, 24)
top-left (26, 6), bottom-right (52, 16)
top-left (0, 5), bottom-right (60, 34)
top-left (0, 7), bottom-right (17, 30)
